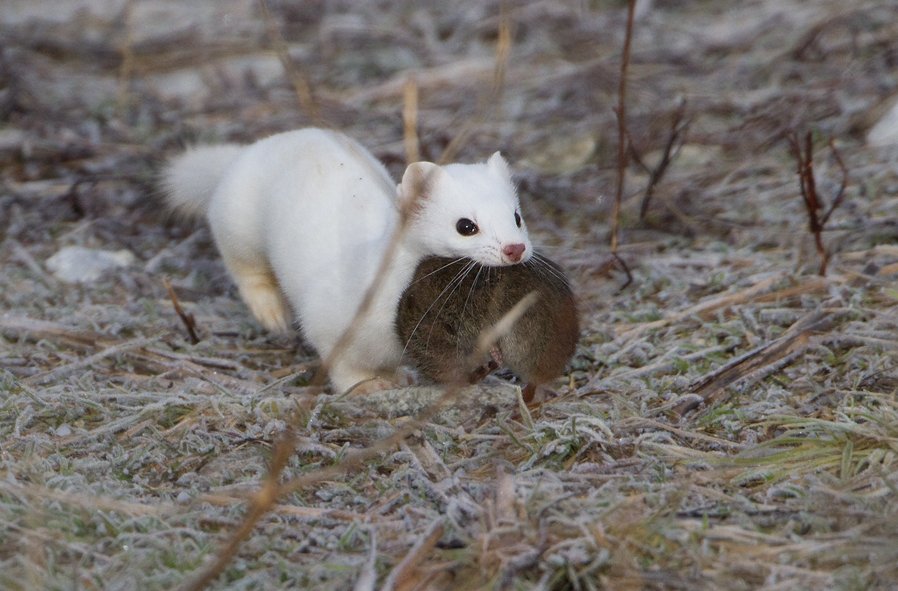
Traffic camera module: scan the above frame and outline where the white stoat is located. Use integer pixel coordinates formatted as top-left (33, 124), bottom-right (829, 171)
top-left (162, 128), bottom-right (531, 393)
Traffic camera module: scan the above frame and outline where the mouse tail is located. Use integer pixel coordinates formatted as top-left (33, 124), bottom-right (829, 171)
top-left (161, 143), bottom-right (244, 219)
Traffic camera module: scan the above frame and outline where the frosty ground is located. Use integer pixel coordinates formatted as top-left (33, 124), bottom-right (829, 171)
top-left (2, 1), bottom-right (898, 589)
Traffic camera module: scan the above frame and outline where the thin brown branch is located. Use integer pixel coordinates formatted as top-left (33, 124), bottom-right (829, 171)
top-left (802, 132), bottom-right (821, 216)
top-left (609, 0), bottom-right (636, 257)
top-left (601, 0), bottom-right (638, 293)
top-left (786, 130), bottom-right (848, 276)
top-left (821, 138), bottom-right (849, 226)
top-left (164, 277), bottom-right (200, 344)
top-left (381, 519), bottom-right (444, 591)
top-left (639, 100), bottom-right (690, 220)
top-left (612, 252), bottom-right (633, 292)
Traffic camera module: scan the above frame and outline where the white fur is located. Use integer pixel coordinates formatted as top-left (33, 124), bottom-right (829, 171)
top-left (162, 128), bottom-right (531, 392)
top-left (163, 144), bottom-right (243, 218)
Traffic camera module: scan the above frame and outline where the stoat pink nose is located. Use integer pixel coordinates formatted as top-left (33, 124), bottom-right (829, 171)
top-left (502, 243), bottom-right (526, 263)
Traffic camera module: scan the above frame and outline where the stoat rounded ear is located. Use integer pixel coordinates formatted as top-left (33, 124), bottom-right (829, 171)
top-left (487, 151), bottom-right (511, 178)
top-left (398, 161), bottom-right (441, 213)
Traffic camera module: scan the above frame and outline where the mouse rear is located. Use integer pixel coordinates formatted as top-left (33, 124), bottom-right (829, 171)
top-left (493, 257), bottom-right (579, 401)
top-left (397, 255), bottom-right (579, 399)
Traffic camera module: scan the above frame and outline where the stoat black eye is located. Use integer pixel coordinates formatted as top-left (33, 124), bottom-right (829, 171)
top-left (456, 218), bottom-right (478, 236)
top-left (514, 212), bottom-right (522, 228)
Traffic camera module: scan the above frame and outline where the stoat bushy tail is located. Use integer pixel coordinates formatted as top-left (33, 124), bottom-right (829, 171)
top-left (162, 144), bottom-right (244, 218)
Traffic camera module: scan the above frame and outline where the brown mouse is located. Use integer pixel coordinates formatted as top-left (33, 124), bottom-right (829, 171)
top-left (396, 254), bottom-right (579, 401)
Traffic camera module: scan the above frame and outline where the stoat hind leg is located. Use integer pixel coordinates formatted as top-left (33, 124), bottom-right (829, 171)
top-left (224, 256), bottom-right (292, 333)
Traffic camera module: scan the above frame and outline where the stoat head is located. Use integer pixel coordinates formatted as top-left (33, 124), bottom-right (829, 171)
top-left (397, 152), bottom-right (532, 266)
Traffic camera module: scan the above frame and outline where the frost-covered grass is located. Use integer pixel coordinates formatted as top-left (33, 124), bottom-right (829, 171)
top-left (2, 0), bottom-right (898, 589)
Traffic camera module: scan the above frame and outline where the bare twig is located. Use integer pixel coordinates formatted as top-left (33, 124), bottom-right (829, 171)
top-left (786, 131), bottom-right (849, 276)
top-left (607, 0), bottom-right (637, 290)
top-left (636, 100), bottom-right (691, 220)
top-left (9, 240), bottom-right (58, 287)
top-left (164, 277), bottom-right (200, 344)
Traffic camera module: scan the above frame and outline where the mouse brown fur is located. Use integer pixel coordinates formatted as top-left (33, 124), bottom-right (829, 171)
top-left (396, 255), bottom-right (579, 400)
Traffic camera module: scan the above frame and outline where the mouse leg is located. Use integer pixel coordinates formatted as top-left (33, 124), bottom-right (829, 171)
top-left (522, 382), bottom-right (537, 404)
top-left (522, 382), bottom-right (558, 405)
top-left (461, 344), bottom-right (504, 382)
top-left (224, 257), bottom-right (292, 333)
top-left (467, 358), bottom-right (499, 383)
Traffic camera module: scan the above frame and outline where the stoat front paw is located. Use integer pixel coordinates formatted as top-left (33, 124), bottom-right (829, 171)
top-left (346, 376), bottom-right (399, 395)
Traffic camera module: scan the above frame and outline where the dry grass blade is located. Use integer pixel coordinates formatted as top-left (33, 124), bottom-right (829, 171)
top-left (474, 291), bottom-right (538, 361)
top-left (9, 239), bottom-right (57, 287)
top-left (619, 417), bottom-right (744, 450)
top-left (196, 494), bottom-right (382, 523)
top-left (0, 479), bottom-right (164, 517)
top-left (0, 315), bottom-right (100, 347)
top-left (164, 277), bottom-right (200, 344)
top-left (673, 310), bottom-right (834, 415)
top-left (613, 273), bottom-right (832, 345)
top-left (352, 529), bottom-right (378, 591)
top-left (380, 519), bottom-right (444, 591)
top-left (23, 334), bottom-right (158, 385)
top-left (403, 76), bottom-right (420, 164)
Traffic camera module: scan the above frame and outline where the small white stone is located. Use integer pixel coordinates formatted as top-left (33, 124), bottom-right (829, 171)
top-left (46, 246), bottom-right (135, 283)
top-left (176, 490), bottom-right (191, 504)
top-left (54, 423), bottom-right (72, 437)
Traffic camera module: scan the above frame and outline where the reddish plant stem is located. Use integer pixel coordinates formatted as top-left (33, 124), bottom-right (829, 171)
top-left (786, 131), bottom-right (849, 277)
top-left (608, 0), bottom-right (637, 290)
